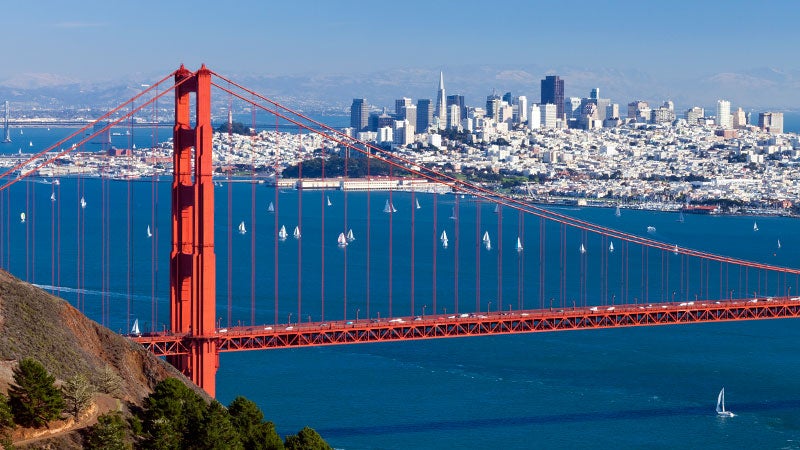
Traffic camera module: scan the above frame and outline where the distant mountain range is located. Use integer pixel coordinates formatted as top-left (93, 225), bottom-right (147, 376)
top-left (1, 65), bottom-right (797, 117)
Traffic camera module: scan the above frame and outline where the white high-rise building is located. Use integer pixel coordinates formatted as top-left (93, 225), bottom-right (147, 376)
top-left (447, 104), bottom-right (460, 129)
top-left (517, 96), bottom-right (528, 123)
top-left (540, 104), bottom-right (557, 128)
top-left (716, 100), bottom-right (732, 129)
top-left (528, 104), bottom-right (541, 130)
top-left (435, 72), bottom-right (446, 130)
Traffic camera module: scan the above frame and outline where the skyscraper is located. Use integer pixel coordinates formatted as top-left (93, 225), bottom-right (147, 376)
top-left (417, 99), bottom-right (432, 132)
top-left (716, 100), bottom-right (732, 129)
top-left (395, 97), bottom-right (412, 118)
top-left (350, 98), bottom-right (368, 132)
top-left (446, 94), bottom-right (466, 120)
top-left (486, 94), bottom-right (501, 121)
top-left (435, 72), bottom-right (446, 129)
top-left (541, 75), bottom-right (565, 118)
top-left (517, 96), bottom-right (528, 123)
top-left (759, 112), bottom-right (784, 134)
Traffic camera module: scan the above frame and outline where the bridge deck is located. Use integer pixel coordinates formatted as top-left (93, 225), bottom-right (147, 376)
top-left (131, 296), bottom-right (800, 356)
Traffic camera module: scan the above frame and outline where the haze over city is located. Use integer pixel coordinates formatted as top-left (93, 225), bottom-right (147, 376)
top-left (3, 0), bottom-right (800, 109)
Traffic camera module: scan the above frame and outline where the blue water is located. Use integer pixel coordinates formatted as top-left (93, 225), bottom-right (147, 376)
top-left (2, 129), bottom-right (800, 448)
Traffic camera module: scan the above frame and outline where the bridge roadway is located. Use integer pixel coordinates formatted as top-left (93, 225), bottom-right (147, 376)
top-left (131, 296), bottom-right (800, 356)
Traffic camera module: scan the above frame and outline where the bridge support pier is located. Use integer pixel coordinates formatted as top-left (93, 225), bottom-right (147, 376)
top-left (168, 65), bottom-right (218, 397)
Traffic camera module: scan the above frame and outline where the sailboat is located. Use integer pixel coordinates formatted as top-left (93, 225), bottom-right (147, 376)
top-left (647, 226), bottom-right (656, 233)
top-left (580, 243), bottom-right (586, 254)
top-left (494, 204), bottom-right (500, 213)
top-left (383, 199), bottom-right (396, 213)
top-left (80, 197), bottom-right (87, 209)
top-left (716, 387), bottom-right (735, 417)
top-left (131, 319), bottom-right (140, 336)
top-left (146, 225), bottom-right (152, 238)
top-left (327, 196), bottom-right (332, 207)
top-left (615, 205), bottom-right (621, 217)
top-left (440, 230), bottom-right (448, 249)
top-left (346, 229), bottom-right (355, 242)
top-left (677, 211), bottom-right (685, 223)
top-left (238, 221), bottom-right (247, 235)
top-left (337, 232), bottom-right (347, 247)
top-left (278, 225), bottom-right (288, 240)
top-left (415, 198), bottom-right (421, 209)
top-left (293, 226), bottom-right (301, 239)
top-left (19, 212), bottom-right (25, 223)
top-left (609, 241), bottom-right (615, 253)
top-left (50, 192), bottom-right (56, 202)
top-left (516, 237), bottom-right (523, 252)
top-left (483, 231), bottom-right (491, 251)
top-left (673, 244), bottom-right (679, 255)
top-left (753, 221), bottom-right (758, 232)
top-left (449, 207), bottom-right (457, 220)
top-left (777, 239), bottom-right (782, 249)
top-left (268, 202), bottom-right (274, 213)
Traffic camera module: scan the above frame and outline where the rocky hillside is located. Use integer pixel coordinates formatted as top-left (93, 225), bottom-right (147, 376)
top-left (0, 269), bottom-right (209, 447)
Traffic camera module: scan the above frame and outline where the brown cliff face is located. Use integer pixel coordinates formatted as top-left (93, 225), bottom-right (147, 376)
top-left (0, 269), bottom-right (208, 405)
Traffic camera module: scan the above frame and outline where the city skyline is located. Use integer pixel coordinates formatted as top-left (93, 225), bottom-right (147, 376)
top-left (3, 1), bottom-right (800, 109)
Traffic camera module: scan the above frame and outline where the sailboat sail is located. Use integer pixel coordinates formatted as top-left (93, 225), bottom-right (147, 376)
top-left (609, 241), bottom-right (614, 253)
top-left (494, 204), bottom-right (500, 213)
top-left (20, 212), bottom-right (25, 223)
top-left (753, 221), bottom-right (758, 231)
top-left (778, 239), bottom-right (781, 249)
top-left (337, 232), bottom-right (347, 247)
top-left (416, 198), bottom-right (421, 209)
top-left (131, 319), bottom-right (140, 335)
top-left (678, 211), bottom-right (685, 223)
top-left (482, 231), bottom-right (490, 243)
top-left (327, 196), bottom-right (332, 207)
top-left (716, 387), bottom-right (734, 416)
top-left (580, 243), bottom-right (586, 254)
top-left (278, 225), bottom-right (287, 240)
top-left (50, 192), bottom-right (56, 202)
top-left (238, 221), bottom-right (246, 234)
top-left (516, 237), bottom-right (523, 252)
top-left (346, 229), bottom-right (355, 241)
top-left (146, 225), bottom-right (152, 238)
top-left (615, 205), bottom-right (621, 217)
top-left (80, 197), bottom-right (86, 209)
top-left (268, 202), bottom-right (274, 212)
top-left (440, 230), bottom-right (447, 242)
top-left (483, 231), bottom-right (491, 250)
top-left (383, 199), bottom-right (395, 213)
top-left (293, 226), bottom-right (301, 239)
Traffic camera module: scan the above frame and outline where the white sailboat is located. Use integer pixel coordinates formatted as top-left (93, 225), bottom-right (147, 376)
top-left (131, 319), bottom-right (140, 336)
top-left (674, 244), bottom-right (679, 255)
top-left (50, 192), bottom-right (56, 202)
top-left (609, 241), bottom-right (615, 253)
top-left (716, 387), bottom-right (735, 417)
top-left (337, 232), bottom-right (347, 247)
top-left (268, 202), bottom-right (274, 213)
top-left (483, 231), bottom-right (491, 250)
top-left (346, 228), bottom-right (355, 242)
top-left (278, 225), bottom-right (288, 240)
top-left (238, 221), bottom-right (247, 235)
top-left (753, 221), bottom-right (758, 232)
top-left (647, 226), bottom-right (656, 233)
top-left (80, 196), bottom-right (87, 209)
top-left (494, 203), bottom-right (500, 213)
top-left (615, 205), bottom-right (621, 217)
top-left (580, 243), bottom-right (586, 254)
top-left (20, 212), bottom-right (25, 223)
top-left (146, 225), bottom-right (152, 238)
top-left (383, 199), bottom-right (396, 213)
top-left (293, 226), bottom-right (301, 239)
top-left (516, 236), bottom-right (523, 252)
top-left (440, 230), bottom-right (448, 248)
top-left (777, 239), bottom-right (781, 249)
top-left (327, 196), bottom-right (332, 207)
top-left (415, 198), bottom-right (421, 209)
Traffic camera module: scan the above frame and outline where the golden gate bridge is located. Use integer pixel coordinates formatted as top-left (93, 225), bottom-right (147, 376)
top-left (1, 65), bottom-right (798, 397)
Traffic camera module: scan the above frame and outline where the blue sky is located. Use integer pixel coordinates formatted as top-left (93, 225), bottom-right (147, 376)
top-left (3, 0), bottom-right (798, 80)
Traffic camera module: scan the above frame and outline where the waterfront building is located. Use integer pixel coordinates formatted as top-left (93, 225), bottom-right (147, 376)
top-left (627, 101), bottom-right (650, 122)
top-left (541, 75), bottom-right (565, 118)
top-left (732, 107), bottom-right (748, 129)
top-left (435, 72), bottom-right (447, 130)
top-left (540, 104), bottom-right (557, 129)
top-left (528, 104), bottom-right (541, 129)
top-left (759, 112), bottom-right (784, 134)
top-left (716, 100), bottom-right (732, 129)
top-left (417, 99), bottom-right (432, 132)
top-left (350, 98), bottom-right (369, 132)
top-left (685, 106), bottom-right (704, 125)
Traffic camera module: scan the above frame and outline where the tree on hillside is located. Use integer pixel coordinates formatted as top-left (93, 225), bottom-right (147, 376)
top-left (142, 378), bottom-right (206, 447)
top-left (228, 396), bottom-right (284, 450)
top-left (8, 358), bottom-right (65, 428)
top-left (96, 365), bottom-right (123, 396)
top-left (0, 393), bottom-right (14, 448)
top-left (86, 411), bottom-right (131, 450)
top-left (284, 426), bottom-right (332, 450)
top-left (188, 400), bottom-right (243, 450)
top-left (62, 373), bottom-right (94, 418)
